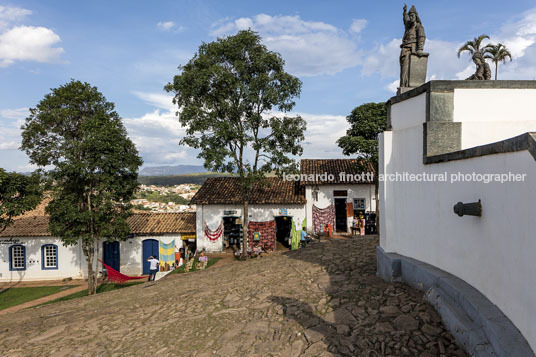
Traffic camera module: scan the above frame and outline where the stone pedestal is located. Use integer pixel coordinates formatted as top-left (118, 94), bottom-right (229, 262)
top-left (408, 54), bottom-right (428, 87)
top-left (397, 53), bottom-right (429, 94)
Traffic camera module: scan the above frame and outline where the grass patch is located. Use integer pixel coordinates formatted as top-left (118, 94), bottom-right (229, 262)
top-left (0, 285), bottom-right (77, 310)
top-left (171, 257), bottom-right (221, 274)
top-left (40, 281), bottom-right (144, 306)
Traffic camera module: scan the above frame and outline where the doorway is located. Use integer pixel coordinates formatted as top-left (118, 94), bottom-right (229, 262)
top-left (103, 241), bottom-right (120, 272)
top-left (274, 216), bottom-right (292, 248)
top-left (334, 198), bottom-right (347, 232)
top-left (142, 239), bottom-right (159, 275)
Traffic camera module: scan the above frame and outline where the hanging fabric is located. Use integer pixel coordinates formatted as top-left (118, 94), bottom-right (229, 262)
top-left (204, 222), bottom-right (223, 242)
top-left (312, 204), bottom-right (335, 234)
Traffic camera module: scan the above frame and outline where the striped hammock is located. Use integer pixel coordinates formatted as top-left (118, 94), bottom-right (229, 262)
top-left (205, 222), bottom-right (223, 241)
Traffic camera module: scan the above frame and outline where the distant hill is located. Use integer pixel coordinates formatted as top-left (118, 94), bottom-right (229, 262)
top-left (139, 165), bottom-right (207, 176)
top-left (138, 172), bottom-right (235, 186)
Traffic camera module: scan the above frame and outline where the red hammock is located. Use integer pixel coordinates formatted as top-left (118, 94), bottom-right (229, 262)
top-left (98, 259), bottom-right (148, 283)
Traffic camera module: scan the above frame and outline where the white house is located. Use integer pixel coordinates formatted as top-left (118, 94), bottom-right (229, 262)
top-left (378, 80), bottom-right (536, 355)
top-left (301, 159), bottom-right (376, 235)
top-left (0, 211), bottom-right (196, 282)
top-left (190, 159), bottom-right (377, 253)
top-left (191, 177), bottom-right (307, 252)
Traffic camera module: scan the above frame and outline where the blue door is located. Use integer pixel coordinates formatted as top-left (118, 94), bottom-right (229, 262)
top-left (142, 239), bottom-right (159, 275)
top-left (103, 241), bottom-right (120, 272)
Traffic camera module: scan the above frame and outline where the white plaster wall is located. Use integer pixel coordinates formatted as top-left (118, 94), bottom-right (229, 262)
top-left (381, 95), bottom-right (536, 350)
top-left (305, 184), bottom-right (376, 233)
top-left (0, 237), bottom-right (84, 282)
top-left (453, 89), bottom-right (536, 149)
top-left (390, 93), bottom-right (426, 130)
top-left (196, 203), bottom-right (306, 252)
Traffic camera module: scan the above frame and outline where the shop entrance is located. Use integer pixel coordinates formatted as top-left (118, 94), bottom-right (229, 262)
top-left (223, 216), bottom-right (242, 249)
top-left (334, 198), bottom-right (348, 232)
top-left (274, 216), bottom-right (292, 248)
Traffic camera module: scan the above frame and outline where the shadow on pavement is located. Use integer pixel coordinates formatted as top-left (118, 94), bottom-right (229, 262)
top-left (269, 236), bottom-right (467, 356)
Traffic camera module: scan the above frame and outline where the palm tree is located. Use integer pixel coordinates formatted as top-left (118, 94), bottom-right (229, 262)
top-left (457, 34), bottom-right (490, 58)
top-left (484, 43), bottom-right (512, 80)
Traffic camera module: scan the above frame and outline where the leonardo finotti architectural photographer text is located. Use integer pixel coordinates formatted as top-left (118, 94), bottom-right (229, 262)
top-left (283, 172), bottom-right (527, 184)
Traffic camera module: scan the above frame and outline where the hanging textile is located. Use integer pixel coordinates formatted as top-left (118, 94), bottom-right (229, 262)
top-left (312, 204), bottom-right (335, 234)
top-left (159, 241), bottom-right (175, 266)
top-left (291, 217), bottom-right (306, 250)
top-left (204, 222), bottom-right (223, 242)
top-left (99, 259), bottom-right (147, 283)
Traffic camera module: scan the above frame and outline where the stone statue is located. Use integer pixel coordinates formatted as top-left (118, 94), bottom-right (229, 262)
top-left (399, 4), bottom-right (427, 88)
top-left (465, 51), bottom-right (491, 80)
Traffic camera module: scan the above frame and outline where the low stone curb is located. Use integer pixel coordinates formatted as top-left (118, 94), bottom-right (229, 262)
top-left (377, 246), bottom-right (535, 356)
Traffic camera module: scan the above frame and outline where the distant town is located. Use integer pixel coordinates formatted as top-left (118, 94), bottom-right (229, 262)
top-left (131, 183), bottom-right (199, 213)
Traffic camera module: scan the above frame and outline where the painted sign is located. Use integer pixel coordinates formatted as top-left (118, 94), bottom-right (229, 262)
top-left (224, 210), bottom-right (237, 216)
top-left (253, 232), bottom-right (261, 241)
top-left (0, 238), bottom-right (23, 245)
top-left (279, 208), bottom-right (288, 216)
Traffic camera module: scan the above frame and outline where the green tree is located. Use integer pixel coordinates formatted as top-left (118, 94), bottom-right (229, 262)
top-left (484, 43), bottom-right (512, 80)
top-left (21, 80), bottom-right (142, 294)
top-left (165, 30), bottom-right (305, 257)
top-left (457, 34), bottom-right (490, 58)
top-left (0, 169), bottom-right (42, 231)
top-left (337, 102), bottom-right (387, 230)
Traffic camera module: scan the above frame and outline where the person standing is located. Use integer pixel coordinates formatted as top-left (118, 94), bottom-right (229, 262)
top-left (147, 256), bottom-right (159, 281)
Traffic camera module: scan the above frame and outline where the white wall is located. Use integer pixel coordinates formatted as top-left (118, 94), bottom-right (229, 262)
top-left (381, 90), bottom-right (536, 351)
top-left (305, 184), bottom-right (376, 233)
top-left (453, 89), bottom-right (536, 149)
top-left (390, 93), bottom-right (426, 130)
top-left (0, 235), bottom-right (187, 281)
top-left (196, 203), bottom-right (306, 252)
top-left (0, 237), bottom-right (84, 282)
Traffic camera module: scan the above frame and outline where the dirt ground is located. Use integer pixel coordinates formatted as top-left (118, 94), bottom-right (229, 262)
top-left (0, 236), bottom-right (466, 356)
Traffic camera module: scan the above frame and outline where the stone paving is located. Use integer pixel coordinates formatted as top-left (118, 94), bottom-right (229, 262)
top-left (0, 236), bottom-right (467, 356)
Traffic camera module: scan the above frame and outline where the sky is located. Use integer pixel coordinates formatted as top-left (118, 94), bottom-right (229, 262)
top-left (1, 0), bottom-right (536, 171)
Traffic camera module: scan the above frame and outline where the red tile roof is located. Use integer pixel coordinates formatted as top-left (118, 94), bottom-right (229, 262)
top-left (0, 212), bottom-right (196, 237)
top-left (300, 159), bottom-right (374, 184)
top-left (190, 177), bottom-right (306, 205)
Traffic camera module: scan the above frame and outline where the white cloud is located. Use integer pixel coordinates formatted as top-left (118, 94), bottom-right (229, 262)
top-left (210, 14), bottom-right (361, 76)
top-left (350, 19), bottom-right (367, 34)
top-left (0, 5), bottom-right (31, 30)
top-left (0, 25), bottom-right (64, 67)
top-left (132, 91), bottom-right (174, 110)
top-left (386, 80), bottom-right (398, 93)
top-left (269, 111), bottom-right (347, 158)
top-left (0, 141), bottom-right (18, 149)
top-left (157, 21), bottom-right (175, 31)
top-left (156, 21), bottom-right (184, 32)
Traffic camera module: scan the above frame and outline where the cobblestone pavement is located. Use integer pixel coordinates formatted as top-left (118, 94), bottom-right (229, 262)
top-left (0, 236), bottom-right (467, 356)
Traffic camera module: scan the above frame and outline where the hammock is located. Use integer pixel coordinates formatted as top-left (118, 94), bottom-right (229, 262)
top-left (204, 222), bottom-right (223, 242)
top-left (98, 259), bottom-right (148, 283)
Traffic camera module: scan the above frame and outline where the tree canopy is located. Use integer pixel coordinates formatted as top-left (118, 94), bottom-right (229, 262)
top-left (484, 43), bottom-right (512, 80)
top-left (165, 30), bottom-right (305, 255)
top-left (337, 102), bottom-right (387, 168)
top-left (457, 34), bottom-right (490, 58)
top-left (21, 80), bottom-right (142, 294)
top-left (0, 169), bottom-right (42, 231)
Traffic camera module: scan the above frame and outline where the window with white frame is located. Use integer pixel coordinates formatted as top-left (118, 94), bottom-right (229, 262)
top-left (42, 244), bottom-right (58, 269)
top-left (10, 245), bottom-right (25, 270)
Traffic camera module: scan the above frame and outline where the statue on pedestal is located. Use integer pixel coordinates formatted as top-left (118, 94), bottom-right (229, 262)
top-left (399, 4), bottom-right (428, 89)
top-left (465, 51), bottom-right (491, 80)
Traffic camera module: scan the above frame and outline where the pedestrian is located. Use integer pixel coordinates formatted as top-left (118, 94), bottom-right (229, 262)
top-left (147, 255), bottom-right (159, 281)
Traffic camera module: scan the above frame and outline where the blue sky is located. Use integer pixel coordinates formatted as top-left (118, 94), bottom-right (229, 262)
top-left (2, 0), bottom-right (536, 171)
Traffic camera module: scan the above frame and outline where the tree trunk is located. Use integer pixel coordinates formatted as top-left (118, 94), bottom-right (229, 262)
top-left (495, 63), bottom-right (498, 80)
top-left (83, 238), bottom-right (97, 295)
top-left (242, 200), bottom-right (249, 259)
